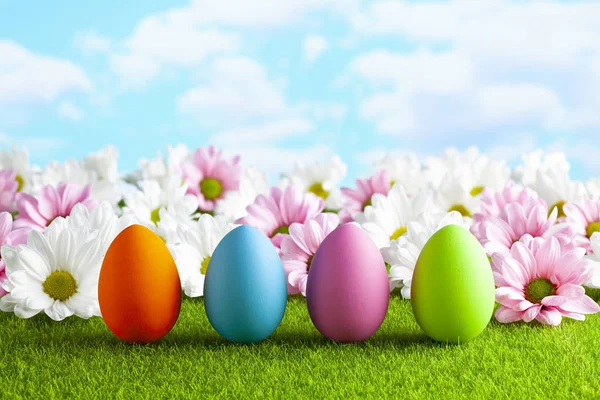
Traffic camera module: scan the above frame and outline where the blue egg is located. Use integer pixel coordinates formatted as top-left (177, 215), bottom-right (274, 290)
top-left (204, 225), bottom-right (287, 343)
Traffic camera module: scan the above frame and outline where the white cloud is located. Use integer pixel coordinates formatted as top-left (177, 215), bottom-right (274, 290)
top-left (359, 93), bottom-right (416, 134)
top-left (352, 1), bottom-right (600, 66)
top-left (346, 1), bottom-right (600, 136)
top-left (110, 54), bottom-right (160, 87)
top-left (304, 35), bottom-right (329, 63)
top-left (348, 48), bottom-right (474, 134)
top-left (0, 131), bottom-right (65, 156)
top-left (350, 48), bottom-right (474, 94)
top-left (110, 16), bottom-right (239, 85)
top-left (296, 101), bottom-right (348, 122)
top-left (73, 29), bottom-right (111, 53)
top-left (486, 133), bottom-right (600, 175)
top-left (0, 41), bottom-right (92, 106)
top-left (477, 84), bottom-right (561, 125)
top-left (566, 140), bottom-right (600, 175)
top-left (160, 0), bottom-right (356, 28)
top-left (225, 144), bottom-right (334, 174)
top-left (486, 133), bottom-right (539, 164)
top-left (177, 56), bottom-right (287, 124)
top-left (357, 147), bottom-right (426, 167)
top-left (57, 101), bottom-right (84, 121)
top-left (211, 118), bottom-right (313, 146)
top-left (109, 0), bottom-right (360, 86)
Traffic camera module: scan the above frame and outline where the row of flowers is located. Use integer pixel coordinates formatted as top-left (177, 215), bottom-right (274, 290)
top-left (0, 145), bottom-right (599, 325)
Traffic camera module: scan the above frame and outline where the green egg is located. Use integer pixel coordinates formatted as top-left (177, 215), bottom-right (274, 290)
top-left (411, 224), bottom-right (495, 344)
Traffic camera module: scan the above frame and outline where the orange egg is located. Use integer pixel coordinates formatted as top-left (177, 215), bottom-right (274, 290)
top-left (98, 224), bottom-right (181, 343)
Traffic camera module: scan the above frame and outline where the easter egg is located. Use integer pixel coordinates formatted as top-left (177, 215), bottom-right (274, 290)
top-left (307, 223), bottom-right (389, 342)
top-left (204, 225), bottom-right (287, 343)
top-left (98, 225), bottom-right (181, 343)
top-left (411, 224), bottom-right (495, 344)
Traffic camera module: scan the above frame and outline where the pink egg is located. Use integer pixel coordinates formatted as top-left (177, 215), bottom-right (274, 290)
top-left (306, 223), bottom-right (389, 342)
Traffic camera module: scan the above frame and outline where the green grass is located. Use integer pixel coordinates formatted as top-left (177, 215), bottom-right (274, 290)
top-left (3, 291), bottom-right (600, 399)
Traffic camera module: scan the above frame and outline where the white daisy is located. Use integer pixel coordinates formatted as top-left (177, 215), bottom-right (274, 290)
top-left (157, 202), bottom-right (201, 244)
top-left (424, 146), bottom-right (484, 188)
top-left (167, 214), bottom-right (236, 297)
top-left (122, 177), bottom-right (198, 238)
top-left (586, 233), bottom-right (600, 288)
top-left (280, 155), bottom-right (347, 211)
top-left (132, 144), bottom-right (190, 187)
top-left (33, 159), bottom-right (121, 207)
top-left (433, 170), bottom-right (481, 220)
top-left (215, 166), bottom-right (269, 222)
top-left (373, 153), bottom-right (425, 196)
top-left (512, 150), bottom-right (570, 186)
top-left (586, 178), bottom-right (600, 201)
top-left (0, 145), bottom-right (39, 193)
top-left (433, 155), bottom-right (509, 220)
top-left (381, 211), bottom-right (467, 299)
top-left (529, 167), bottom-right (587, 218)
top-left (357, 184), bottom-right (437, 249)
top-left (67, 202), bottom-right (137, 251)
top-left (0, 218), bottom-right (103, 320)
top-left (81, 145), bottom-right (120, 183)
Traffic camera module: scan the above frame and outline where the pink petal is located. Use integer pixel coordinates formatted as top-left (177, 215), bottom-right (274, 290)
top-left (495, 306), bottom-right (525, 323)
top-left (553, 248), bottom-right (586, 284)
top-left (495, 286), bottom-right (526, 308)
top-left (288, 223), bottom-right (311, 255)
top-left (535, 307), bottom-right (562, 326)
top-left (559, 296), bottom-right (600, 315)
top-left (522, 304), bottom-right (541, 322)
top-left (534, 236), bottom-right (560, 276)
top-left (514, 300), bottom-right (536, 312)
top-left (504, 203), bottom-right (527, 238)
top-left (556, 283), bottom-right (585, 297)
top-left (510, 241), bottom-right (538, 278)
top-left (541, 295), bottom-right (567, 307)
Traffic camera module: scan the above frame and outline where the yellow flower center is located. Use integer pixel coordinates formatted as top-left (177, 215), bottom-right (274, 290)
top-left (448, 204), bottom-right (471, 218)
top-left (15, 174), bottom-right (24, 192)
top-left (200, 256), bottom-right (211, 275)
top-left (272, 225), bottom-right (290, 237)
top-left (390, 226), bottom-right (407, 241)
top-left (42, 271), bottom-right (77, 302)
top-left (586, 221), bottom-right (600, 239)
top-left (470, 186), bottom-right (484, 197)
top-left (525, 278), bottom-right (556, 304)
top-left (150, 208), bottom-right (161, 226)
top-left (362, 197), bottom-right (372, 210)
top-left (549, 201), bottom-right (566, 218)
top-left (308, 182), bottom-right (329, 199)
top-left (200, 178), bottom-right (223, 200)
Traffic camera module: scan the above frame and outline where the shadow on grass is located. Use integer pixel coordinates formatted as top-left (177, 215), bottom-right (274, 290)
top-left (155, 326), bottom-right (435, 350)
top-left (14, 323), bottom-right (435, 352)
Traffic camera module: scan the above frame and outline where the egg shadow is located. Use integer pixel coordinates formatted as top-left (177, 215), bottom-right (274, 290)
top-left (156, 327), bottom-right (436, 350)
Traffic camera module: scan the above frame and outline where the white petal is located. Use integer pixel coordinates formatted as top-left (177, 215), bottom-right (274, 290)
top-left (45, 301), bottom-right (74, 321)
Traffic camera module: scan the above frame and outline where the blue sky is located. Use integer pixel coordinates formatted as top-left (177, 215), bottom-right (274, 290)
top-left (1, 0), bottom-right (599, 185)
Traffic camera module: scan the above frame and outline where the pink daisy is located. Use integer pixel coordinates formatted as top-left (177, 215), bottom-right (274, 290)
top-left (564, 198), bottom-right (600, 253)
top-left (0, 169), bottom-right (19, 213)
top-left (14, 183), bottom-right (97, 232)
top-left (181, 146), bottom-right (242, 212)
top-left (0, 212), bottom-right (29, 297)
top-left (280, 213), bottom-right (340, 296)
top-left (236, 186), bottom-right (324, 252)
top-left (476, 199), bottom-right (572, 256)
top-left (339, 170), bottom-right (391, 223)
top-left (493, 235), bottom-right (600, 326)
top-left (473, 180), bottom-right (541, 225)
